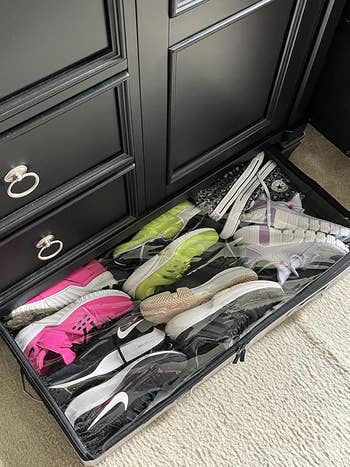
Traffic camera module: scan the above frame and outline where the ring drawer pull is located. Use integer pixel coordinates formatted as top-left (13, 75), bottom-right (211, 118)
top-left (36, 235), bottom-right (64, 261)
top-left (4, 165), bottom-right (40, 199)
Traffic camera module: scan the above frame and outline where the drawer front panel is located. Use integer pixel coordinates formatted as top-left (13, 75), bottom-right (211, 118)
top-left (0, 0), bottom-right (125, 119)
top-left (0, 169), bottom-right (134, 292)
top-left (0, 73), bottom-right (132, 223)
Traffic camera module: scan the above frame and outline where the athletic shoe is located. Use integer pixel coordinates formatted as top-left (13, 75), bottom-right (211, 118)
top-left (240, 195), bottom-right (350, 241)
top-left (15, 290), bottom-right (133, 375)
top-left (165, 280), bottom-right (284, 342)
top-left (219, 160), bottom-right (276, 239)
top-left (192, 154), bottom-right (296, 216)
top-left (210, 152), bottom-right (265, 221)
top-left (262, 166), bottom-right (297, 202)
top-left (7, 260), bottom-right (117, 330)
top-left (170, 293), bottom-right (280, 358)
top-left (46, 322), bottom-right (165, 407)
top-left (65, 350), bottom-right (187, 453)
top-left (140, 267), bottom-right (258, 324)
top-left (123, 228), bottom-right (219, 300)
top-left (232, 225), bottom-right (349, 284)
top-left (113, 201), bottom-right (202, 268)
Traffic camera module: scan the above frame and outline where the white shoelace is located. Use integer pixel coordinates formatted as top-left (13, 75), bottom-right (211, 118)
top-left (257, 173), bottom-right (272, 228)
top-left (210, 152), bottom-right (265, 221)
top-left (220, 160), bottom-right (276, 239)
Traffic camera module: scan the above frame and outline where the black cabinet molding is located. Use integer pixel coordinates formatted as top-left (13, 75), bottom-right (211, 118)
top-left (170, 0), bottom-right (210, 17)
top-left (169, 0), bottom-right (259, 44)
top-left (0, 0), bottom-right (126, 123)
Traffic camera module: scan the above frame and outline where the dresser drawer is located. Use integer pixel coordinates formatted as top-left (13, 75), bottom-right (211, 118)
top-left (0, 167), bottom-right (135, 292)
top-left (0, 73), bottom-right (133, 227)
top-left (0, 0), bottom-right (125, 120)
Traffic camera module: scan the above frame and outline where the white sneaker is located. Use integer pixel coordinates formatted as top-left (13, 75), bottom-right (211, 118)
top-left (232, 225), bottom-right (349, 284)
top-left (240, 195), bottom-right (350, 241)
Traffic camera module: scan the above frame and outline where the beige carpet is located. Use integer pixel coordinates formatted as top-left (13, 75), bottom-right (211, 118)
top-left (291, 125), bottom-right (350, 210)
top-left (0, 126), bottom-right (349, 467)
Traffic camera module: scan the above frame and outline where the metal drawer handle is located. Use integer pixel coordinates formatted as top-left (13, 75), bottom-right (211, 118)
top-left (4, 165), bottom-right (40, 199)
top-left (36, 235), bottom-right (64, 261)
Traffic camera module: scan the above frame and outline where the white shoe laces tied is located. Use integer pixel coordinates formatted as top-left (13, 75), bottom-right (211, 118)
top-left (257, 173), bottom-right (272, 228)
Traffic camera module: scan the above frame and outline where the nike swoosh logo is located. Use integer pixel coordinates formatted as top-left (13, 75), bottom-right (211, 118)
top-left (117, 320), bottom-right (143, 339)
top-left (88, 392), bottom-right (129, 430)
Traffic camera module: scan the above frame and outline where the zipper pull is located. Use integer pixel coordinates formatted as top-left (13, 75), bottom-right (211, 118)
top-left (232, 345), bottom-right (246, 364)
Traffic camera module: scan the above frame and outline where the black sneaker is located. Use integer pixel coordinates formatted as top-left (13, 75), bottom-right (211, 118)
top-left (46, 312), bottom-right (165, 407)
top-left (65, 350), bottom-right (187, 454)
top-left (179, 241), bottom-right (243, 283)
top-left (165, 280), bottom-right (284, 357)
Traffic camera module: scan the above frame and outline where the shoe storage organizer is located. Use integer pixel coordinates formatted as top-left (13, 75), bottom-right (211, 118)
top-left (0, 0), bottom-right (348, 464)
top-left (1, 150), bottom-right (350, 462)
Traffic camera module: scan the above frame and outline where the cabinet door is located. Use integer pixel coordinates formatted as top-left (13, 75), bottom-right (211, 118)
top-left (137, 0), bottom-right (329, 208)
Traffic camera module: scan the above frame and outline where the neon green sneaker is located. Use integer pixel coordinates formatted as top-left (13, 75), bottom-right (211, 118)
top-left (113, 201), bottom-right (201, 266)
top-left (123, 228), bottom-right (219, 300)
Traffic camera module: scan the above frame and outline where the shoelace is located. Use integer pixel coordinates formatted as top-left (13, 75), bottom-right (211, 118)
top-left (220, 160), bottom-right (276, 239)
top-left (257, 173), bottom-right (272, 228)
top-left (210, 152), bottom-right (265, 221)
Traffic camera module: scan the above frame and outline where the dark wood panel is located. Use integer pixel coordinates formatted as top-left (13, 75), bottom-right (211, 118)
top-left (307, 2), bottom-right (350, 155)
top-left (169, 0), bottom-right (260, 44)
top-left (136, 0), bottom-right (169, 208)
top-left (136, 0), bottom-right (334, 208)
top-left (0, 73), bottom-right (132, 222)
top-left (168, 0), bottom-right (294, 179)
top-left (0, 0), bottom-right (125, 121)
top-left (0, 168), bottom-right (135, 292)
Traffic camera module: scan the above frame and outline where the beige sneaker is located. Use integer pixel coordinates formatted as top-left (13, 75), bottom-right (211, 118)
top-left (140, 267), bottom-right (258, 324)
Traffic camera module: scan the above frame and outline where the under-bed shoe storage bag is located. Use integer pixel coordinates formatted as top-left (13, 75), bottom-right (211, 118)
top-left (0, 0), bottom-right (348, 463)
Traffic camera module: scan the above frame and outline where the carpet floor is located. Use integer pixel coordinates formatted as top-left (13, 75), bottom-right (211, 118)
top-left (0, 125), bottom-right (349, 467)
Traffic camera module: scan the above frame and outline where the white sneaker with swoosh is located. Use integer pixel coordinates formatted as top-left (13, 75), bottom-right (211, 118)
top-left (46, 313), bottom-right (165, 407)
top-left (66, 351), bottom-right (187, 455)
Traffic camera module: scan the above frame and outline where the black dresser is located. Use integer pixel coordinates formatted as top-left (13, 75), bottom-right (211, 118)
top-left (0, 0), bottom-right (348, 463)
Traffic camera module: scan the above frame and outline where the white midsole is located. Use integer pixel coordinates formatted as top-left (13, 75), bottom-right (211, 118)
top-left (64, 350), bottom-right (183, 426)
top-left (123, 228), bottom-right (216, 298)
top-left (165, 280), bottom-right (283, 339)
top-left (49, 328), bottom-right (165, 390)
top-left (10, 271), bottom-right (117, 318)
top-left (15, 290), bottom-right (131, 352)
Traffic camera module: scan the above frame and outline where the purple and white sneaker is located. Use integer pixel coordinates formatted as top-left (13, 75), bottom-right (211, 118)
top-left (240, 195), bottom-right (350, 241)
top-left (233, 225), bottom-right (349, 284)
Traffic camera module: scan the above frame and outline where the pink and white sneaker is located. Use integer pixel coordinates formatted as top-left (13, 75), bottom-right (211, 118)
top-left (15, 289), bottom-right (133, 375)
top-left (7, 260), bottom-right (117, 330)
